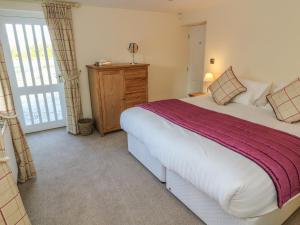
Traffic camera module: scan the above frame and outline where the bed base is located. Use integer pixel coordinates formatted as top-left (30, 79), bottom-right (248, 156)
top-left (128, 134), bottom-right (166, 182)
top-left (166, 169), bottom-right (300, 225)
top-left (126, 134), bottom-right (300, 225)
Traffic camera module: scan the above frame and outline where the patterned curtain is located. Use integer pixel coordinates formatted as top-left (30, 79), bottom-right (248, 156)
top-left (0, 147), bottom-right (31, 224)
top-left (0, 41), bottom-right (36, 183)
top-left (42, 2), bottom-right (82, 135)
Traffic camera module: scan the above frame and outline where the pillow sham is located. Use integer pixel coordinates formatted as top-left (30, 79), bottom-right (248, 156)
top-left (267, 78), bottom-right (300, 123)
top-left (208, 66), bottom-right (247, 105)
top-left (233, 79), bottom-right (272, 106)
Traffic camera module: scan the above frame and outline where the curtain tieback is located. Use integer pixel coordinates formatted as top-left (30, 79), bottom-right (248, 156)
top-left (60, 70), bottom-right (81, 82)
top-left (0, 157), bottom-right (9, 163)
top-left (64, 75), bottom-right (80, 81)
top-left (0, 112), bottom-right (17, 119)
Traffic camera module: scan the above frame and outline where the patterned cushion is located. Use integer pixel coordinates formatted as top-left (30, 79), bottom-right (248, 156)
top-left (267, 78), bottom-right (300, 123)
top-left (208, 66), bottom-right (247, 105)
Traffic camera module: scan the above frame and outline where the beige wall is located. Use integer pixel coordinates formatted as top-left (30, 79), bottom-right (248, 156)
top-left (1, 0), bottom-right (299, 117)
top-left (181, 0), bottom-right (300, 85)
top-left (0, 2), bottom-right (188, 117)
top-left (73, 6), bottom-right (187, 117)
top-left (0, 1), bottom-right (41, 11)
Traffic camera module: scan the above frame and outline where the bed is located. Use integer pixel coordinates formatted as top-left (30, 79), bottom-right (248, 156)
top-left (120, 96), bottom-right (300, 225)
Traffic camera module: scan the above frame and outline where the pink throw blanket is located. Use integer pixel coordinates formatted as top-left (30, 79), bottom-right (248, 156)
top-left (139, 99), bottom-right (300, 207)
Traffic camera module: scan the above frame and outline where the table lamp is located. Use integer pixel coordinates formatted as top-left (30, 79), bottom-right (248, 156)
top-left (203, 73), bottom-right (214, 92)
top-left (128, 43), bottom-right (139, 64)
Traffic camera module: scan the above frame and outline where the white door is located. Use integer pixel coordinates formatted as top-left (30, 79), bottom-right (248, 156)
top-left (187, 25), bottom-right (206, 94)
top-left (0, 13), bottom-right (66, 133)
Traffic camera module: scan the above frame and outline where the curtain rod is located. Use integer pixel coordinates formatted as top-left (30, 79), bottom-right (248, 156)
top-left (2, 0), bottom-right (81, 8)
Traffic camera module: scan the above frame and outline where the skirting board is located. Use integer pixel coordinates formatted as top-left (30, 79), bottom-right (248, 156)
top-left (166, 169), bottom-right (300, 225)
top-left (127, 134), bottom-right (166, 182)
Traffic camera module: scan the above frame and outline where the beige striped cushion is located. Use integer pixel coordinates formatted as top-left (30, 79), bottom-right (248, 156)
top-left (267, 78), bottom-right (300, 123)
top-left (0, 118), bottom-right (31, 225)
top-left (208, 66), bottom-right (247, 105)
top-left (0, 159), bottom-right (31, 225)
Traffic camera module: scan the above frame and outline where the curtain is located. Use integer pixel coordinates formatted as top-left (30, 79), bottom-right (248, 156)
top-left (0, 148), bottom-right (31, 224)
top-left (42, 2), bottom-right (82, 135)
top-left (0, 41), bottom-right (36, 183)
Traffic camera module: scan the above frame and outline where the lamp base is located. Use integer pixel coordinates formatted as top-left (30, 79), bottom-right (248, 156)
top-left (203, 82), bottom-right (212, 93)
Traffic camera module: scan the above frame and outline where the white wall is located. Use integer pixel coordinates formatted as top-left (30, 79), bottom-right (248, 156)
top-left (0, 1), bottom-right (188, 118)
top-left (181, 0), bottom-right (300, 84)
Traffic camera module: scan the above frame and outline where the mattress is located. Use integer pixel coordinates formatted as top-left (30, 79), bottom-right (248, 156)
top-left (120, 96), bottom-right (300, 218)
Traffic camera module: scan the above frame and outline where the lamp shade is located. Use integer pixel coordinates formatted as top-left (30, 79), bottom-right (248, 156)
top-left (128, 43), bottom-right (139, 54)
top-left (204, 73), bottom-right (214, 82)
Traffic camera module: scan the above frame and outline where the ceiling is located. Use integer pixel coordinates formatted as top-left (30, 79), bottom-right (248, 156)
top-left (75, 0), bottom-right (225, 13)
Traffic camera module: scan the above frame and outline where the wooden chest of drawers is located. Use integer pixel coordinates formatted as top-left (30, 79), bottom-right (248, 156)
top-left (87, 64), bottom-right (149, 135)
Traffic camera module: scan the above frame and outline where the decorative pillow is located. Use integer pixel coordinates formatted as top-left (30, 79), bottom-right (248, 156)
top-left (233, 79), bottom-right (272, 106)
top-left (267, 78), bottom-right (300, 123)
top-left (208, 66), bottom-right (247, 105)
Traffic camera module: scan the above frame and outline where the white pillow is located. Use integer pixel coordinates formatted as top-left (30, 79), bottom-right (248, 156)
top-left (269, 76), bottom-right (299, 95)
top-left (262, 103), bottom-right (273, 112)
top-left (232, 79), bottom-right (272, 106)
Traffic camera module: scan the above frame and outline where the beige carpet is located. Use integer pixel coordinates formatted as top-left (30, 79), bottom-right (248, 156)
top-left (18, 128), bottom-right (300, 225)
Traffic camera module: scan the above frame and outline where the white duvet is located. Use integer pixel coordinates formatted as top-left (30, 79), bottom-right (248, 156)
top-left (120, 96), bottom-right (300, 218)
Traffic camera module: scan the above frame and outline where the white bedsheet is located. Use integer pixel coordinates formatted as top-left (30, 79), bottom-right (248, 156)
top-left (120, 96), bottom-right (300, 218)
